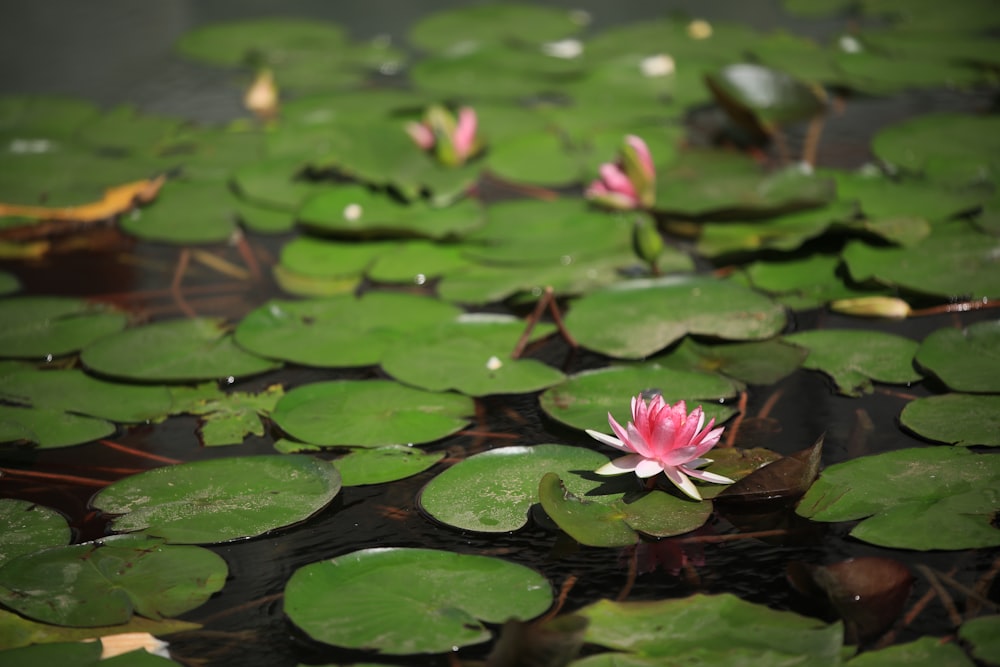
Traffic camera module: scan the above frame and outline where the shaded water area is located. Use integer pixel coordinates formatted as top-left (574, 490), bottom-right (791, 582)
top-left (1, 1), bottom-right (999, 666)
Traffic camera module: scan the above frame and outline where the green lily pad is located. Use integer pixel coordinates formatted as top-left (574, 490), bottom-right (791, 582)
top-left (298, 186), bottom-right (483, 239)
top-left (959, 615), bottom-right (1000, 666)
top-left (832, 169), bottom-right (979, 228)
top-left (538, 473), bottom-right (713, 547)
top-left (231, 157), bottom-right (326, 211)
top-left (0, 296), bottom-right (126, 359)
top-left (873, 112), bottom-right (1000, 187)
top-left (0, 95), bottom-right (100, 138)
top-left (578, 594), bottom-right (842, 665)
top-left (169, 382), bottom-right (284, 447)
top-left (783, 329), bottom-right (921, 396)
top-left (0, 535), bottom-right (226, 627)
top-left (121, 181), bottom-right (238, 244)
top-left (539, 364), bottom-right (739, 433)
top-left (486, 131), bottom-right (582, 187)
top-left (381, 315), bottom-right (565, 396)
top-left (705, 63), bottom-right (827, 134)
top-left (655, 153), bottom-right (835, 217)
top-left (846, 636), bottom-right (974, 666)
top-left (0, 405), bottom-right (113, 449)
top-left (796, 447), bottom-right (1000, 550)
top-left (900, 394), bottom-right (1000, 446)
top-left (278, 237), bottom-right (392, 280)
top-left (285, 547), bottom-right (552, 654)
top-left (695, 202), bottom-right (858, 258)
top-left (741, 253), bottom-right (886, 311)
top-left (235, 292), bottom-right (461, 367)
top-left (409, 4), bottom-right (580, 52)
top-left (0, 608), bottom-right (198, 652)
top-left (0, 639), bottom-right (182, 665)
top-left (81, 317), bottom-right (280, 382)
top-left (0, 499), bottom-right (70, 567)
top-left (271, 380), bottom-right (472, 448)
top-left (333, 446), bottom-right (445, 486)
top-left (0, 368), bottom-right (172, 423)
top-left (842, 223), bottom-right (1000, 299)
top-left (565, 276), bottom-right (787, 359)
top-left (832, 47), bottom-right (983, 96)
top-left (0, 272), bottom-right (19, 296)
top-left (657, 337), bottom-right (809, 386)
top-left (915, 320), bottom-right (1000, 393)
top-left (91, 455), bottom-right (341, 543)
top-left (419, 444), bottom-right (609, 533)
top-left (366, 241), bottom-right (473, 284)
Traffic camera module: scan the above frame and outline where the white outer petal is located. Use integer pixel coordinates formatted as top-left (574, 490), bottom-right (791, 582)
top-left (595, 454), bottom-right (644, 475)
top-left (681, 467), bottom-right (735, 485)
top-left (662, 465), bottom-right (702, 501)
top-left (586, 429), bottom-right (630, 452)
top-left (633, 457), bottom-right (665, 478)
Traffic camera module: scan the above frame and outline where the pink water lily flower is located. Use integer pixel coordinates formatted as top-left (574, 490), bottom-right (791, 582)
top-left (585, 134), bottom-right (656, 210)
top-left (406, 105), bottom-right (480, 167)
top-left (586, 395), bottom-right (733, 501)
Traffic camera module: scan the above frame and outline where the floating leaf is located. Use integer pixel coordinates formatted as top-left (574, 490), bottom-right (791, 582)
top-left (419, 444), bottom-right (609, 533)
top-left (92, 455), bottom-right (341, 543)
top-left (657, 337), bottom-right (808, 386)
top-left (170, 383), bottom-right (284, 447)
top-left (235, 292), bottom-right (461, 367)
top-left (284, 547), bottom-right (552, 654)
top-left (565, 276), bottom-right (787, 359)
top-left (271, 380), bottom-right (472, 448)
top-left (121, 181), bottom-right (238, 244)
top-left (846, 636), bottom-right (974, 666)
top-left (842, 222), bottom-right (1000, 299)
top-left (381, 315), bottom-right (565, 396)
top-left (741, 253), bottom-right (886, 311)
top-left (0, 405), bottom-right (113, 449)
top-left (783, 329), bottom-right (921, 396)
top-left (333, 446), bottom-right (445, 486)
top-left (409, 4), bottom-right (580, 52)
top-left (958, 615), bottom-right (1000, 666)
top-left (796, 447), bottom-right (1000, 550)
top-left (705, 63), bottom-right (826, 138)
top-left (0, 297), bottom-right (126, 360)
top-left (716, 436), bottom-right (823, 504)
top-left (538, 473), bottom-right (713, 547)
top-left (915, 320), bottom-right (1000, 393)
top-left (0, 608), bottom-right (197, 652)
top-left (578, 594), bottom-right (842, 665)
top-left (0, 499), bottom-right (70, 567)
top-left (0, 368), bottom-right (172, 423)
top-left (540, 364), bottom-right (739, 433)
top-left (0, 535), bottom-right (226, 627)
top-left (81, 318), bottom-right (280, 382)
top-left (0, 176), bottom-right (164, 225)
top-left (696, 202), bottom-right (857, 258)
top-left (900, 394), bottom-right (1000, 447)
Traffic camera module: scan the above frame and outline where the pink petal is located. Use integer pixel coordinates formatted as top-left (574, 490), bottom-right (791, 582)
top-left (662, 465), bottom-right (702, 500)
top-left (599, 163), bottom-right (636, 198)
top-left (585, 428), bottom-right (629, 452)
top-left (595, 454), bottom-right (645, 475)
top-left (688, 425), bottom-right (724, 459)
top-left (453, 107), bottom-right (477, 160)
top-left (626, 422), bottom-right (653, 458)
top-left (634, 457), bottom-right (665, 478)
top-left (406, 122), bottom-right (435, 149)
top-left (625, 134), bottom-right (655, 180)
top-left (680, 466), bottom-right (734, 485)
top-left (608, 413), bottom-right (633, 451)
top-left (660, 444), bottom-right (701, 467)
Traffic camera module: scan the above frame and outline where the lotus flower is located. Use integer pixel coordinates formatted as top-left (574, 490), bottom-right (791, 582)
top-left (585, 135), bottom-right (656, 210)
top-left (406, 104), bottom-right (480, 167)
top-left (586, 395), bottom-right (733, 500)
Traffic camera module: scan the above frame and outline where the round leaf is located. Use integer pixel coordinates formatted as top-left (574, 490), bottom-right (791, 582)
top-left (0, 405), bottom-right (113, 449)
top-left (900, 394), bottom-right (1000, 446)
top-left (91, 455), bottom-right (341, 543)
top-left (565, 276), bottom-right (787, 359)
top-left (0, 297), bottom-right (126, 360)
top-left (271, 380), bottom-right (473, 448)
top-left (81, 318), bottom-right (280, 382)
top-left (0, 499), bottom-right (71, 567)
top-left (915, 320), bottom-right (1000, 393)
top-left (409, 5), bottom-right (580, 52)
top-left (0, 536), bottom-right (227, 627)
top-left (333, 446), bottom-right (445, 486)
top-left (284, 547), bottom-right (552, 654)
top-left (419, 444), bottom-right (609, 532)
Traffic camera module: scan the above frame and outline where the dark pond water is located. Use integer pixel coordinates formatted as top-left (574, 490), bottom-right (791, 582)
top-left (1, 2), bottom-right (998, 666)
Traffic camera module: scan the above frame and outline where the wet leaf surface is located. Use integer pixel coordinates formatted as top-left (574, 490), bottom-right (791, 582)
top-left (284, 547), bottom-right (552, 654)
top-left (0, 297), bottom-right (126, 359)
top-left (92, 455), bottom-right (341, 543)
top-left (915, 320), bottom-right (1000, 393)
top-left (0, 499), bottom-right (71, 567)
top-left (332, 445), bottom-right (445, 486)
top-left (900, 394), bottom-right (1000, 446)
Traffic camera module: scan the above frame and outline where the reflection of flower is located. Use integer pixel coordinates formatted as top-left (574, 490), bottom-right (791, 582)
top-left (406, 105), bottom-right (481, 167)
top-left (586, 395), bottom-right (732, 500)
top-left (585, 135), bottom-right (656, 210)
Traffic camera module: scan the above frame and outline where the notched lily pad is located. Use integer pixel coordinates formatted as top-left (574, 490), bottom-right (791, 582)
top-left (0, 535), bottom-right (226, 627)
top-left (915, 320), bottom-right (1000, 393)
top-left (92, 455), bottom-right (341, 543)
top-left (796, 447), bottom-right (1000, 550)
top-left (333, 446), bottom-right (445, 486)
top-left (284, 547), bottom-right (552, 655)
top-left (900, 394), bottom-right (1000, 447)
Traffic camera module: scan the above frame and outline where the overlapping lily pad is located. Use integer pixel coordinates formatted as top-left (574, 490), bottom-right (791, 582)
top-left (271, 380), bottom-right (472, 448)
top-left (900, 394), bottom-right (1000, 446)
top-left (0, 609), bottom-right (198, 652)
top-left (284, 547), bottom-right (552, 654)
top-left (577, 594), bottom-right (843, 665)
top-left (0, 535), bottom-right (227, 627)
top-left (565, 276), bottom-right (787, 359)
top-left (783, 329), bottom-right (921, 396)
top-left (419, 444), bottom-right (609, 533)
top-left (332, 446), bottom-right (445, 486)
top-left (380, 314), bottom-right (565, 396)
top-left (0, 499), bottom-right (70, 567)
top-left (915, 320), bottom-right (1000, 393)
top-left (656, 338), bottom-right (809, 386)
top-left (235, 292), bottom-right (461, 367)
top-left (92, 455), bottom-right (341, 543)
top-left (81, 317), bottom-right (280, 382)
top-left (796, 447), bottom-right (1000, 550)
top-left (409, 4), bottom-right (581, 52)
top-left (959, 615), bottom-right (1000, 666)
top-left (0, 405), bottom-right (114, 449)
top-left (169, 382), bottom-right (284, 447)
top-left (540, 364), bottom-right (739, 432)
top-left (0, 296), bottom-right (127, 359)
top-left (0, 640), bottom-right (181, 665)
